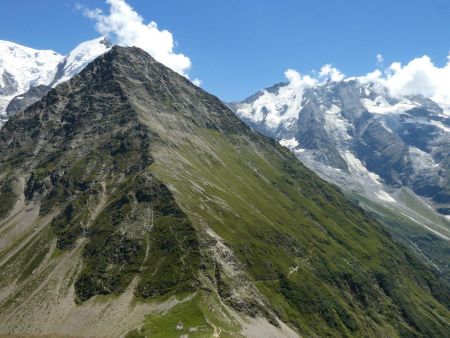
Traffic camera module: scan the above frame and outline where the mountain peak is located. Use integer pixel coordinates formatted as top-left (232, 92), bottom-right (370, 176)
top-left (1, 41), bottom-right (450, 338)
top-left (77, 44), bottom-right (251, 136)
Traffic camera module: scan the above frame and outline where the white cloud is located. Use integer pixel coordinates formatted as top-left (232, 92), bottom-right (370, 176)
top-left (376, 53), bottom-right (384, 64)
top-left (351, 54), bottom-right (450, 107)
top-left (358, 69), bottom-right (383, 83)
top-left (284, 53), bottom-right (450, 109)
top-left (284, 69), bottom-right (317, 88)
top-left (83, 0), bottom-right (192, 78)
top-left (284, 68), bottom-right (302, 84)
top-left (192, 78), bottom-right (202, 87)
top-left (380, 55), bottom-right (450, 104)
top-left (281, 65), bottom-right (342, 92)
top-left (319, 64), bottom-right (345, 82)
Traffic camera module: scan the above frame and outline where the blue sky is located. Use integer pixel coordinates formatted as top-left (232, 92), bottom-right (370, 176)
top-left (1, 0), bottom-right (449, 101)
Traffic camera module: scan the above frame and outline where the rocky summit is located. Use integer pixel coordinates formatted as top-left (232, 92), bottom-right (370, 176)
top-left (0, 47), bottom-right (450, 337)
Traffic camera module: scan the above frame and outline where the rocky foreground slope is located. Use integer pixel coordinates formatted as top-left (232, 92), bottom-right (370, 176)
top-left (0, 47), bottom-right (449, 337)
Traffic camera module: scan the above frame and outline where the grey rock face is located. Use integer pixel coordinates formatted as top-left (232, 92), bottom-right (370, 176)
top-left (0, 71), bottom-right (18, 96)
top-left (5, 84), bottom-right (51, 116)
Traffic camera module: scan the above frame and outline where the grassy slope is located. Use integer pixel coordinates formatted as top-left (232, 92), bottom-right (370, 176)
top-left (148, 127), bottom-right (450, 337)
top-left (355, 190), bottom-right (450, 285)
top-left (126, 291), bottom-right (243, 338)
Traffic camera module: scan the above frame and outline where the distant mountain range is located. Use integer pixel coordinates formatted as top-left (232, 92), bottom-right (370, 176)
top-left (232, 79), bottom-right (450, 218)
top-left (0, 37), bottom-right (111, 125)
top-left (231, 78), bottom-right (450, 280)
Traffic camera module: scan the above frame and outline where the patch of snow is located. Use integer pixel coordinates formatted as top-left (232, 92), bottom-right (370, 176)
top-left (53, 37), bottom-right (111, 86)
top-left (293, 148), bottom-right (306, 154)
top-left (361, 96), bottom-right (417, 114)
top-left (342, 150), bottom-right (382, 185)
top-left (235, 71), bottom-right (317, 131)
top-left (326, 165), bottom-right (342, 172)
top-left (430, 120), bottom-right (450, 132)
top-left (323, 104), bottom-right (352, 143)
top-left (0, 37), bottom-right (112, 123)
top-left (0, 40), bottom-right (63, 113)
top-left (236, 85), bottom-right (302, 130)
top-left (394, 209), bottom-right (450, 240)
top-left (379, 119), bottom-right (393, 133)
top-left (343, 150), bottom-right (366, 172)
top-left (409, 147), bottom-right (437, 171)
top-left (0, 41), bottom-right (62, 90)
top-left (279, 138), bottom-right (299, 149)
top-left (375, 190), bottom-right (396, 203)
top-left (0, 95), bottom-right (14, 115)
top-left (439, 104), bottom-right (450, 116)
top-left (367, 172), bottom-right (381, 184)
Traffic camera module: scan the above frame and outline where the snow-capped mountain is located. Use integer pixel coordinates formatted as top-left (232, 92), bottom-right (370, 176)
top-left (0, 40), bottom-right (63, 123)
top-left (0, 37), bottom-right (111, 125)
top-left (51, 37), bottom-right (112, 86)
top-left (231, 78), bottom-right (450, 237)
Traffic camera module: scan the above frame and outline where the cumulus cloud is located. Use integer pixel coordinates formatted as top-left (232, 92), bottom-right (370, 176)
top-left (83, 0), bottom-right (193, 78)
top-left (282, 65), bottom-right (342, 90)
top-left (380, 55), bottom-right (450, 104)
top-left (285, 53), bottom-right (450, 107)
top-left (353, 54), bottom-right (450, 105)
top-left (357, 69), bottom-right (383, 83)
top-left (284, 69), bottom-right (317, 88)
top-left (192, 78), bottom-right (202, 87)
top-left (319, 64), bottom-right (345, 82)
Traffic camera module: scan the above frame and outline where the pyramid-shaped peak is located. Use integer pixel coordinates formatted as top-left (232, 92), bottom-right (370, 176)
top-left (90, 45), bottom-right (175, 74)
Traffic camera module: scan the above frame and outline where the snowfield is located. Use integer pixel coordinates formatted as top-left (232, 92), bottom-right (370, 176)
top-left (0, 37), bottom-right (111, 125)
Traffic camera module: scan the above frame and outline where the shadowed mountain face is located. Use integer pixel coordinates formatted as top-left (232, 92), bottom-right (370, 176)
top-left (1, 47), bottom-right (449, 337)
top-left (5, 84), bottom-right (52, 117)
